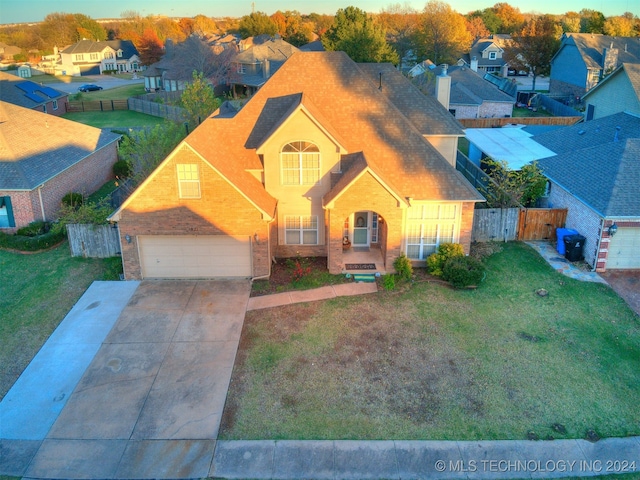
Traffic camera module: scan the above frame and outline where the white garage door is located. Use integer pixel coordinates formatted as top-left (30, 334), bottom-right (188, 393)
top-left (608, 227), bottom-right (640, 269)
top-left (139, 235), bottom-right (251, 278)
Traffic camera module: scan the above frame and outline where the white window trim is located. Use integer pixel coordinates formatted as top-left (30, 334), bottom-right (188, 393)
top-left (489, 51), bottom-right (497, 60)
top-left (284, 215), bottom-right (319, 245)
top-left (405, 203), bottom-right (461, 260)
top-left (177, 164), bottom-right (201, 199)
top-left (52, 99), bottom-right (58, 110)
top-left (280, 141), bottom-right (321, 186)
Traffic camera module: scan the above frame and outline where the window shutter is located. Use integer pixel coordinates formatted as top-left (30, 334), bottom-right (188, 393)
top-left (3, 196), bottom-right (16, 228)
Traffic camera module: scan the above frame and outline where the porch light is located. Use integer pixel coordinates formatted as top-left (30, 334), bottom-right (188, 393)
top-left (125, 234), bottom-right (132, 244)
top-left (254, 233), bottom-right (260, 244)
top-left (608, 223), bottom-right (618, 237)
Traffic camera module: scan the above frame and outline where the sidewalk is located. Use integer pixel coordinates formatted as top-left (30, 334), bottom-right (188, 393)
top-left (247, 282), bottom-right (378, 310)
top-left (526, 241), bottom-right (606, 283)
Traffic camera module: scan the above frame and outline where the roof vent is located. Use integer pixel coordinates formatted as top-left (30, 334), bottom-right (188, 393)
top-left (578, 130), bottom-right (585, 135)
top-left (614, 126), bottom-right (621, 142)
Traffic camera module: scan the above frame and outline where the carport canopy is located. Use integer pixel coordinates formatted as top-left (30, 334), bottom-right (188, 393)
top-left (465, 126), bottom-right (557, 170)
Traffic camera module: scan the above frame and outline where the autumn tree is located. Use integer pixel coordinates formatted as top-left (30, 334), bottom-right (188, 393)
top-left (492, 2), bottom-right (525, 33)
top-left (180, 71), bottom-right (222, 126)
top-left (580, 9), bottom-right (605, 33)
top-left (378, 3), bottom-right (420, 70)
top-left (238, 11), bottom-right (278, 38)
top-left (307, 13), bottom-right (334, 37)
top-left (137, 28), bottom-right (164, 66)
top-left (466, 16), bottom-right (490, 40)
top-left (415, 1), bottom-right (472, 66)
top-left (322, 6), bottom-right (399, 64)
top-left (505, 15), bottom-right (561, 90)
top-left (192, 15), bottom-right (219, 36)
top-left (156, 17), bottom-right (186, 42)
top-left (604, 15), bottom-right (636, 37)
top-left (561, 12), bottom-right (581, 32)
top-left (39, 12), bottom-right (106, 47)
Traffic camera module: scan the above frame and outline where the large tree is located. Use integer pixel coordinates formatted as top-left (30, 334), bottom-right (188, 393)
top-left (137, 28), bottom-right (164, 66)
top-left (238, 11), bottom-right (278, 38)
top-left (561, 11), bottom-right (581, 33)
top-left (378, 3), bottom-right (420, 70)
top-left (172, 36), bottom-right (239, 87)
top-left (580, 9), bottom-right (605, 33)
top-left (415, 1), bottom-right (472, 66)
top-left (604, 15), bottom-right (636, 37)
top-left (492, 2), bottom-right (525, 34)
top-left (322, 6), bottom-right (399, 64)
top-left (504, 15), bottom-right (561, 91)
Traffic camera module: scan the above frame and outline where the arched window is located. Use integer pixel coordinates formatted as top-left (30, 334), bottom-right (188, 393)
top-left (281, 141), bottom-right (320, 185)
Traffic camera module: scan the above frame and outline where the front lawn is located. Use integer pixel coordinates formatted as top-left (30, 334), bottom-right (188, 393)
top-left (62, 110), bottom-right (164, 128)
top-left (72, 83), bottom-right (146, 100)
top-left (221, 242), bottom-right (640, 441)
top-left (0, 242), bottom-right (121, 400)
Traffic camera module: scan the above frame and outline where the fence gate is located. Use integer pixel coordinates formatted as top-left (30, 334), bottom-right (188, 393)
top-left (517, 208), bottom-right (567, 241)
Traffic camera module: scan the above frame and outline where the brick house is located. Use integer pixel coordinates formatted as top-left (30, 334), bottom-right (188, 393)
top-left (110, 52), bottom-right (484, 280)
top-left (0, 71), bottom-right (68, 117)
top-left (535, 112), bottom-right (640, 271)
top-left (0, 101), bottom-right (120, 232)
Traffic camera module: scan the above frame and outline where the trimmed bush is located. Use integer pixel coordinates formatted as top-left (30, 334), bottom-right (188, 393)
top-left (113, 160), bottom-right (132, 178)
top-left (427, 242), bottom-right (465, 276)
top-left (382, 274), bottom-right (396, 291)
top-left (394, 253), bottom-right (413, 280)
top-left (61, 192), bottom-right (83, 208)
top-left (16, 221), bottom-right (50, 237)
top-left (442, 256), bottom-right (485, 288)
top-left (0, 229), bottom-right (66, 252)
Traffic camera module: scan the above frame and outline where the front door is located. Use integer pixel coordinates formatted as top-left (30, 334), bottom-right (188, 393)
top-left (352, 211), bottom-right (370, 246)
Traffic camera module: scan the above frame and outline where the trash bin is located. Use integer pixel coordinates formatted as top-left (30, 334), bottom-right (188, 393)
top-left (564, 234), bottom-right (585, 262)
top-left (556, 228), bottom-right (578, 255)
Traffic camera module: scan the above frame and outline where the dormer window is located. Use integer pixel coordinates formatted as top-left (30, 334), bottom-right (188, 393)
top-left (117, 49), bottom-right (123, 58)
top-left (489, 51), bottom-right (497, 60)
top-left (281, 141), bottom-right (320, 185)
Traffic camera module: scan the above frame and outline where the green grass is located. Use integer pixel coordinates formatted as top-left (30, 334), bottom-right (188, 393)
top-left (513, 106), bottom-right (554, 117)
top-left (221, 242), bottom-right (640, 441)
top-left (86, 179), bottom-right (120, 204)
top-left (30, 74), bottom-right (85, 84)
top-left (0, 242), bottom-right (122, 400)
top-left (73, 83), bottom-right (146, 100)
top-left (62, 110), bottom-right (164, 128)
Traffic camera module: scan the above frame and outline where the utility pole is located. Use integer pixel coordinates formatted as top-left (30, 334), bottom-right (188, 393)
top-left (251, 2), bottom-right (255, 13)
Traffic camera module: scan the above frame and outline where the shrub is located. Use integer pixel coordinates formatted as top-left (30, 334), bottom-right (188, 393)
top-left (442, 256), bottom-right (485, 288)
top-left (113, 160), bottom-right (132, 178)
top-left (0, 229), bottom-right (65, 252)
top-left (16, 221), bottom-right (49, 237)
top-left (382, 274), bottom-right (396, 290)
top-left (51, 201), bottom-right (113, 235)
top-left (61, 192), bottom-right (83, 208)
top-left (427, 242), bottom-right (465, 276)
top-left (394, 253), bottom-right (413, 280)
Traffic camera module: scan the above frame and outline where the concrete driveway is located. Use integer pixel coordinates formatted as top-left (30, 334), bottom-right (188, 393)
top-left (1, 279), bottom-right (250, 479)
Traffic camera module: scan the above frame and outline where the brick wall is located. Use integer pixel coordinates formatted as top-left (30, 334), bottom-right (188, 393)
top-left (118, 145), bottom-right (271, 279)
top-left (597, 219), bottom-right (640, 272)
top-left (0, 142), bottom-right (117, 231)
top-left (478, 102), bottom-right (513, 119)
top-left (459, 202), bottom-right (476, 254)
top-left (548, 181), bottom-right (601, 267)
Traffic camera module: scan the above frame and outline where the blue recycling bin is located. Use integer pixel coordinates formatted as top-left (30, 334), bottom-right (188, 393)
top-left (556, 228), bottom-right (578, 255)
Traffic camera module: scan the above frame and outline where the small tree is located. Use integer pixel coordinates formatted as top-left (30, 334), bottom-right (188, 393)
top-left (482, 159), bottom-right (547, 208)
top-left (180, 71), bottom-right (221, 126)
top-left (238, 11), bottom-right (278, 38)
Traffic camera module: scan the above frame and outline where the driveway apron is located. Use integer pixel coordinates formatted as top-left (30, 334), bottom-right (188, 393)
top-left (1, 279), bottom-right (250, 479)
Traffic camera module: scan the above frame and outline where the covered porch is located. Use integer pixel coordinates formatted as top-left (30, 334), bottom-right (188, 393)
top-left (341, 245), bottom-right (386, 275)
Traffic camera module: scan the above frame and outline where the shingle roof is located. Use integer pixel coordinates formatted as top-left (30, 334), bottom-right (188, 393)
top-left (0, 71), bottom-right (66, 109)
top-left (583, 62), bottom-right (640, 102)
top-left (0, 101), bottom-right (120, 190)
top-left (187, 51), bottom-right (483, 203)
top-left (61, 39), bottom-right (139, 59)
top-left (559, 34), bottom-right (640, 70)
top-left (428, 65), bottom-right (516, 106)
top-left (235, 38), bottom-right (299, 64)
top-left (535, 112), bottom-right (640, 217)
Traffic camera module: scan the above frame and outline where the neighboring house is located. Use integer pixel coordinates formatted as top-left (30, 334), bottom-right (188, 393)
top-left (458, 35), bottom-right (510, 76)
top-left (534, 112), bottom-right (640, 271)
top-left (59, 39), bottom-right (141, 76)
top-left (582, 63), bottom-right (640, 120)
top-left (0, 101), bottom-right (120, 231)
top-left (428, 65), bottom-right (515, 119)
top-left (110, 51), bottom-right (484, 280)
top-left (0, 71), bottom-right (68, 116)
top-left (549, 33), bottom-right (640, 99)
top-left (0, 42), bottom-right (21, 62)
top-left (231, 35), bottom-right (299, 97)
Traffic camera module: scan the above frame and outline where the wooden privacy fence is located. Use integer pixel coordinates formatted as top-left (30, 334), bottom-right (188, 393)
top-left (67, 224), bottom-right (120, 258)
top-left (128, 97), bottom-right (186, 122)
top-left (472, 207), bottom-right (568, 242)
top-left (66, 99), bottom-right (128, 112)
top-left (458, 116), bottom-right (582, 128)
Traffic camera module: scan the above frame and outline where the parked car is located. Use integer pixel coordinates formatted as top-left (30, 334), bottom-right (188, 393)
top-left (78, 84), bottom-right (103, 92)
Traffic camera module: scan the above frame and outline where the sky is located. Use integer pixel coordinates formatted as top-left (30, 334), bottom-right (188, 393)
top-left (0, 0), bottom-right (637, 24)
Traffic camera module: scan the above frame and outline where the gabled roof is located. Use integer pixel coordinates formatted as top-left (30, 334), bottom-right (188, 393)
top-left (535, 112), bottom-right (640, 217)
top-left (459, 36), bottom-right (509, 68)
top-left (582, 62), bottom-right (640, 102)
top-left (0, 101), bottom-right (120, 190)
top-left (428, 65), bottom-right (516, 106)
top-left (61, 39), bottom-right (139, 59)
top-left (554, 34), bottom-right (640, 70)
top-left (0, 71), bottom-right (66, 109)
top-left (358, 63), bottom-right (464, 136)
top-left (184, 51), bottom-right (483, 202)
top-left (235, 37), bottom-right (299, 64)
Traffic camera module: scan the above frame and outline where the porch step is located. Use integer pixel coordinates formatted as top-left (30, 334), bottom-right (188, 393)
top-left (353, 274), bottom-right (376, 283)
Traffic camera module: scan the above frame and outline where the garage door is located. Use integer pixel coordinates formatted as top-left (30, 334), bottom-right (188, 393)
top-left (608, 228), bottom-right (640, 269)
top-left (138, 235), bottom-right (251, 278)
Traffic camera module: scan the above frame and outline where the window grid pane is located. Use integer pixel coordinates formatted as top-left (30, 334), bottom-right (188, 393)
top-left (285, 215), bottom-right (318, 245)
top-left (281, 143), bottom-right (320, 185)
top-left (177, 164), bottom-right (200, 198)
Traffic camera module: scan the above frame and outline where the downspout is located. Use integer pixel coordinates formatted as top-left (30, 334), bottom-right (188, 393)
top-left (591, 217), bottom-right (605, 272)
top-left (37, 185), bottom-right (46, 221)
top-left (251, 217), bottom-right (276, 281)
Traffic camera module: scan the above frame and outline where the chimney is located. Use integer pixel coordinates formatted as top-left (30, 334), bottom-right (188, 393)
top-left (262, 59), bottom-right (270, 79)
top-left (435, 64), bottom-right (451, 111)
top-left (470, 56), bottom-right (478, 72)
top-left (602, 46), bottom-right (618, 73)
top-left (165, 38), bottom-right (174, 57)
